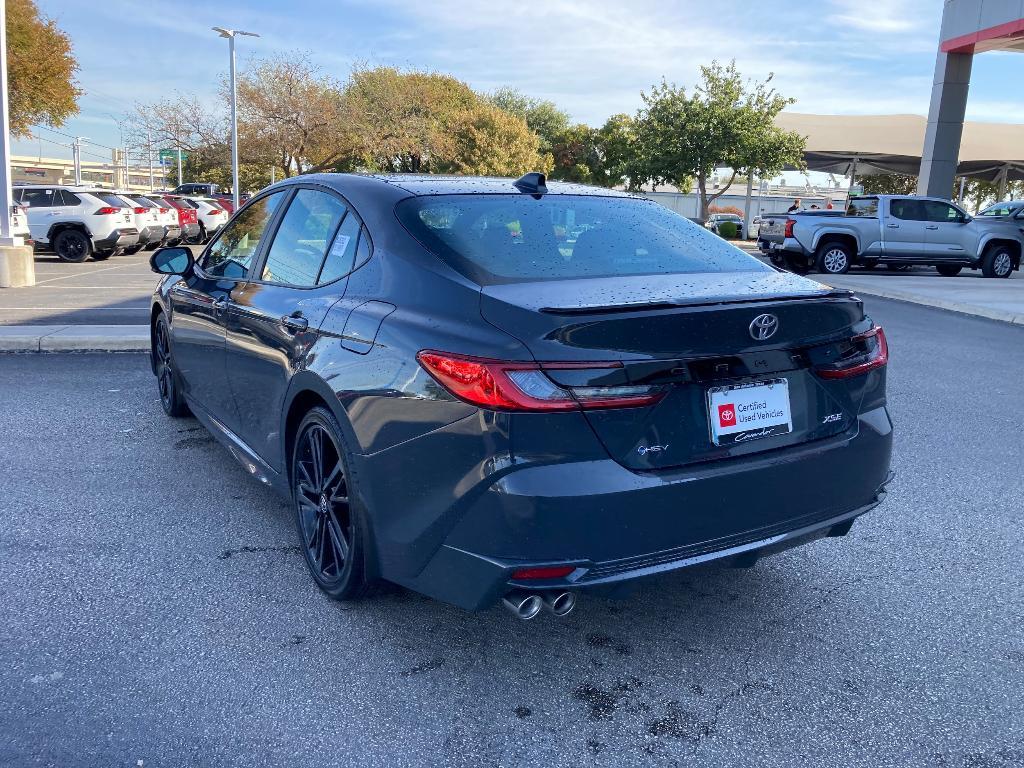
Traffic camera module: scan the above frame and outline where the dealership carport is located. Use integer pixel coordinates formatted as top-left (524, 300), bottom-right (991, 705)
top-left (774, 112), bottom-right (1024, 196)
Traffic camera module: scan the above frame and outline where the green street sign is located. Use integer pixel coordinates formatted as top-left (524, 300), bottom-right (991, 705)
top-left (158, 149), bottom-right (186, 165)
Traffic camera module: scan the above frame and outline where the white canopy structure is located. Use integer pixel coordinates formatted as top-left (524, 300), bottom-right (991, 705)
top-left (774, 112), bottom-right (1024, 188)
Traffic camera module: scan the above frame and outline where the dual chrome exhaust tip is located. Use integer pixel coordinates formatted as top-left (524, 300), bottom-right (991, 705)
top-left (502, 590), bottom-right (576, 620)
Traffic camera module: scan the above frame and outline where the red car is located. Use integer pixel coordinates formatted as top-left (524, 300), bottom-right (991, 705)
top-left (158, 195), bottom-right (202, 244)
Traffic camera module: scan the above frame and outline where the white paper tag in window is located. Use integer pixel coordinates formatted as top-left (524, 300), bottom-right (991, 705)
top-left (329, 234), bottom-right (351, 258)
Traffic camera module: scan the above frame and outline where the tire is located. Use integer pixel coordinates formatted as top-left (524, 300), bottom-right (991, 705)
top-left (861, 259), bottom-right (878, 270)
top-left (52, 229), bottom-right (91, 263)
top-left (153, 314), bottom-right (190, 417)
top-left (91, 250), bottom-right (114, 261)
top-left (143, 242), bottom-right (159, 251)
top-left (124, 244), bottom-right (143, 255)
top-left (936, 265), bottom-right (962, 277)
top-left (815, 241), bottom-right (852, 275)
top-left (981, 245), bottom-right (1014, 279)
top-left (291, 406), bottom-right (371, 602)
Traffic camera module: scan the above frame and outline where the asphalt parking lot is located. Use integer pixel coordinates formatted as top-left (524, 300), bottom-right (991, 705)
top-left (1, 296), bottom-right (1023, 768)
top-left (0, 250), bottom-right (157, 326)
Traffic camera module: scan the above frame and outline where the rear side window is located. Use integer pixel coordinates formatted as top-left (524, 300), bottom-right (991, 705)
top-left (260, 189), bottom-right (348, 287)
top-left (846, 198), bottom-right (879, 217)
top-left (20, 188), bottom-right (56, 207)
top-left (889, 199), bottom-right (922, 221)
top-left (317, 210), bottom-right (361, 285)
top-left (396, 194), bottom-right (768, 285)
top-left (57, 190), bottom-right (81, 206)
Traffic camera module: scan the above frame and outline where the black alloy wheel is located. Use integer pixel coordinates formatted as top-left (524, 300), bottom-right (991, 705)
top-left (154, 315), bottom-right (189, 417)
top-left (53, 230), bottom-right (90, 263)
top-left (292, 408), bottom-right (368, 600)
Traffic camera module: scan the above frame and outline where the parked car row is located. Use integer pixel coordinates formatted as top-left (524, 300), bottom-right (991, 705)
top-left (758, 195), bottom-right (1024, 278)
top-left (12, 184), bottom-right (231, 263)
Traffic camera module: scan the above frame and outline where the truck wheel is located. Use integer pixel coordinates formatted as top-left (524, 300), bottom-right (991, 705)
top-left (981, 245), bottom-right (1014, 278)
top-left (53, 230), bottom-right (91, 263)
top-left (936, 265), bottom-right (962, 277)
top-left (815, 242), bottom-right (851, 275)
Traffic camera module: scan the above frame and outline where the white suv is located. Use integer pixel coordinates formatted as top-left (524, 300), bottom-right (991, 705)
top-left (187, 197), bottom-right (229, 243)
top-left (14, 185), bottom-right (140, 262)
top-left (113, 192), bottom-right (165, 253)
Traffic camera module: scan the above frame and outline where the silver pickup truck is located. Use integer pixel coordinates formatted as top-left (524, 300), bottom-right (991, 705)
top-left (759, 195), bottom-right (1024, 278)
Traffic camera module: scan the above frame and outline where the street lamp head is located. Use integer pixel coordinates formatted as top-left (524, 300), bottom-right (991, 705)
top-left (212, 26), bottom-right (259, 38)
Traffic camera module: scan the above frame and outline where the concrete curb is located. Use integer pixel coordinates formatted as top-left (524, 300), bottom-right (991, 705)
top-left (823, 284), bottom-right (1024, 326)
top-left (0, 325), bottom-right (149, 352)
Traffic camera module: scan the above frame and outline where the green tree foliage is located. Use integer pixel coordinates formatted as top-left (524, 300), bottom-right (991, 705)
top-left (342, 67), bottom-right (543, 175)
top-left (860, 173), bottom-right (918, 195)
top-left (633, 61), bottom-right (805, 218)
top-left (6, 0), bottom-right (80, 137)
top-left (489, 87), bottom-right (570, 158)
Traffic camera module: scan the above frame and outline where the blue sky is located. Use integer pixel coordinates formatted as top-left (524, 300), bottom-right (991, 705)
top-left (15, 0), bottom-right (1024, 165)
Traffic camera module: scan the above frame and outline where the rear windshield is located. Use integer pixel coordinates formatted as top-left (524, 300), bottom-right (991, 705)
top-left (128, 196), bottom-right (157, 208)
top-left (396, 194), bottom-right (769, 285)
top-left (91, 191), bottom-right (130, 208)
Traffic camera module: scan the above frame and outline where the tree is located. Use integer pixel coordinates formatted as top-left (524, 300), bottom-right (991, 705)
top-left (488, 87), bottom-right (570, 159)
top-left (548, 124), bottom-right (600, 184)
top-left (342, 67), bottom-right (544, 175)
top-left (6, 0), bottom-right (80, 136)
top-left (633, 61), bottom-right (805, 218)
top-left (236, 53), bottom-right (349, 178)
top-left (442, 102), bottom-right (542, 176)
top-left (860, 173), bottom-right (918, 195)
top-left (594, 114), bottom-right (638, 189)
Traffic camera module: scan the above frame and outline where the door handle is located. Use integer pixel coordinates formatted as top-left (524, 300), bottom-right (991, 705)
top-left (212, 296), bottom-right (231, 314)
top-left (281, 312), bottom-right (309, 332)
top-left (925, 225), bottom-right (939, 230)
top-left (886, 223), bottom-right (899, 228)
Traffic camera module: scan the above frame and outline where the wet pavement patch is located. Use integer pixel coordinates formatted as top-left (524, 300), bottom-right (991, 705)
top-left (217, 545), bottom-right (302, 560)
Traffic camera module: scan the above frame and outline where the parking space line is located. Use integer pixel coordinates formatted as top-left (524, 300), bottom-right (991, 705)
top-left (33, 263), bottom-right (142, 285)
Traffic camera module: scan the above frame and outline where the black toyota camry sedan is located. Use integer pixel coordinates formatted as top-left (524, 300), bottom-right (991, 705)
top-left (149, 172), bottom-right (893, 619)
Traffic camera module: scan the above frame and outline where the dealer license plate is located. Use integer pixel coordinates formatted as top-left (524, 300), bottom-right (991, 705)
top-left (707, 379), bottom-right (792, 446)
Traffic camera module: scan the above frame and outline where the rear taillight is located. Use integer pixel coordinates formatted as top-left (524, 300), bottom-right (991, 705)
top-left (94, 207), bottom-right (120, 215)
top-left (416, 351), bottom-right (665, 412)
top-left (134, 207), bottom-right (147, 214)
top-left (815, 327), bottom-right (888, 379)
top-left (784, 218), bottom-right (795, 238)
top-left (159, 208), bottom-right (171, 214)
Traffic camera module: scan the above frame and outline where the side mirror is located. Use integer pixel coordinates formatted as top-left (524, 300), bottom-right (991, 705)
top-left (150, 246), bottom-right (194, 276)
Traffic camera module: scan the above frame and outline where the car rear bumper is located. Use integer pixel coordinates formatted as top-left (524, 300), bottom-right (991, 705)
top-left (380, 405), bottom-right (894, 610)
top-left (181, 223), bottom-right (200, 238)
top-left (162, 224), bottom-right (182, 242)
top-left (138, 225), bottom-right (163, 245)
top-left (93, 228), bottom-right (139, 251)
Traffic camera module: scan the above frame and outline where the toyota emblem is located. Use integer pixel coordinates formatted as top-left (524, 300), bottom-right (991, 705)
top-left (749, 314), bottom-right (779, 341)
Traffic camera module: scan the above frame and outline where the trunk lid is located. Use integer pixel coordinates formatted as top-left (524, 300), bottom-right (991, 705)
top-left (481, 271), bottom-right (868, 470)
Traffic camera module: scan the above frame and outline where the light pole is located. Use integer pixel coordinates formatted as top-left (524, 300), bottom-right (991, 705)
top-left (212, 27), bottom-right (259, 211)
top-left (0, 0), bottom-right (19, 245)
